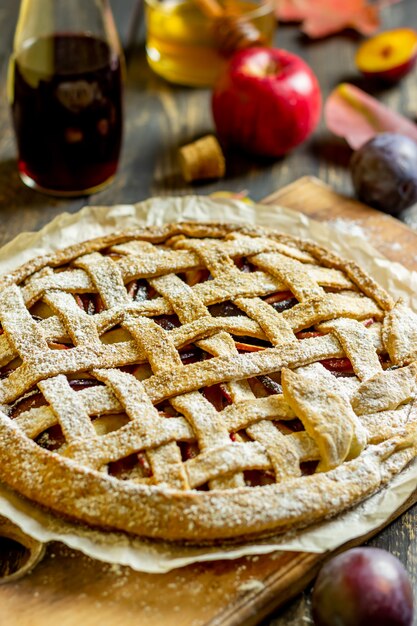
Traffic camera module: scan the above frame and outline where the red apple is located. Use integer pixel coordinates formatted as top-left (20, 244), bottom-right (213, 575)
top-left (355, 28), bottom-right (417, 82)
top-left (211, 47), bottom-right (321, 157)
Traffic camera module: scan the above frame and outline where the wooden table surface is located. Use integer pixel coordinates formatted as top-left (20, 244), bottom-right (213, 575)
top-left (0, 1), bottom-right (416, 624)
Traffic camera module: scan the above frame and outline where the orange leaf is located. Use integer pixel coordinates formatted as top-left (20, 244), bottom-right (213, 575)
top-left (325, 83), bottom-right (417, 149)
top-left (275, 0), bottom-right (399, 38)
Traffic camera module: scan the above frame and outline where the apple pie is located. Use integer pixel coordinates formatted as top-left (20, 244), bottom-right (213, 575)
top-left (0, 222), bottom-right (415, 543)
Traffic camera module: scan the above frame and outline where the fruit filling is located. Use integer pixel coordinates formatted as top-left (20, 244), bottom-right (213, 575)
top-left (74, 293), bottom-right (105, 315)
top-left (179, 345), bottom-right (211, 364)
top-left (153, 314), bottom-right (181, 330)
top-left (209, 301), bottom-right (246, 317)
top-left (263, 290), bottom-right (298, 312)
top-left (234, 257), bottom-right (257, 273)
top-left (9, 388), bottom-right (48, 419)
top-left (35, 424), bottom-right (65, 451)
top-left (244, 469), bottom-right (275, 486)
top-left (9, 378), bottom-right (104, 421)
top-left (126, 279), bottom-right (156, 301)
top-left (202, 383), bottom-right (233, 410)
top-left (181, 269), bottom-right (211, 286)
top-left (108, 450), bottom-right (153, 480)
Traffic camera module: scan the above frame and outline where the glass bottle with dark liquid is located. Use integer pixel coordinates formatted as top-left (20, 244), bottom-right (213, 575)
top-left (9, 0), bottom-right (124, 196)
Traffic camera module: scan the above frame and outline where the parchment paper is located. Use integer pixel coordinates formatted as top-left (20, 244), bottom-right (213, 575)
top-left (0, 194), bottom-right (416, 574)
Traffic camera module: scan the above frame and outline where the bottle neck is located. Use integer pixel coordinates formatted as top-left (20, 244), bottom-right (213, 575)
top-left (14, 0), bottom-right (120, 54)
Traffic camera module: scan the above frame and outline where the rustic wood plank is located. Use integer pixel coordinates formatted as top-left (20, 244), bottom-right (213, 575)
top-left (263, 176), bottom-right (417, 271)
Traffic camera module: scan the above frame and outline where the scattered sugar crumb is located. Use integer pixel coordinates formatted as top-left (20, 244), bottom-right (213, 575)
top-left (387, 242), bottom-right (402, 251)
top-left (328, 218), bottom-right (368, 240)
top-left (237, 579), bottom-right (265, 593)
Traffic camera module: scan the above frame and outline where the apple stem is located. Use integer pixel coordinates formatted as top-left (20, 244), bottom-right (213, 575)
top-left (266, 59), bottom-right (280, 75)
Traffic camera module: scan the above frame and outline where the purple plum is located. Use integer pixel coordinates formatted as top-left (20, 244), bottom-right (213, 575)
top-left (312, 547), bottom-right (414, 626)
top-left (350, 133), bottom-right (417, 215)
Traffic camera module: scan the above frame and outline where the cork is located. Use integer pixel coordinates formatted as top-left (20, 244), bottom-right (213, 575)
top-left (179, 135), bottom-right (226, 182)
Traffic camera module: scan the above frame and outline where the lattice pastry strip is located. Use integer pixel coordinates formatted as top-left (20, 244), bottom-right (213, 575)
top-left (300, 241), bottom-right (395, 311)
top-left (194, 329), bottom-right (308, 483)
top-left (17, 379), bottom-right (323, 483)
top-left (19, 373), bottom-right (413, 482)
top-left (22, 270), bottom-right (95, 308)
top-left (16, 386), bottom-right (122, 440)
top-left (0, 285), bottom-right (49, 358)
top-left (0, 308), bottom-right (264, 368)
top-left (43, 290), bottom-right (102, 347)
top-left (150, 273), bottom-right (209, 324)
top-left (114, 316), bottom-right (187, 488)
top-left (382, 301), bottom-right (417, 366)
top-left (245, 419), bottom-right (303, 480)
top-left (185, 441), bottom-right (271, 489)
top-left (38, 376), bottom-right (97, 442)
top-left (185, 332), bottom-right (287, 488)
top-left (66, 409), bottom-right (194, 473)
top-left (318, 318), bottom-right (382, 381)
top-left (249, 251), bottom-right (325, 301)
top-left (75, 253), bottom-right (130, 309)
top-left (282, 293), bottom-right (382, 333)
top-left (234, 296), bottom-right (297, 347)
top-left (0, 313), bottom-right (273, 405)
top-left (150, 272), bottom-right (246, 488)
top-left (361, 401), bottom-right (417, 444)
top-left (352, 362), bottom-right (417, 415)
top-left (171, 393), bottom-right (245, 489)
top-left (123, 315), bottom-right (183, 373)
top-left (92, 369), bottom-right (188, 488)
top-left (0, 342), bottom-right (135, 405)
top-left (142, 335), bottom-right (345, 406)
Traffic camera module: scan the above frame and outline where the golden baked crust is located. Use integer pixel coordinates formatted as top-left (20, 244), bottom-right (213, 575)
top-left (0, 221), bottom-right (415, 543)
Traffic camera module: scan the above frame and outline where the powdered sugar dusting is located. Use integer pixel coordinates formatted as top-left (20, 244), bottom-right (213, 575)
top-left (328, 218), bottom-right (369, 241)
top-left (0, 222), bottom-right (415, 551)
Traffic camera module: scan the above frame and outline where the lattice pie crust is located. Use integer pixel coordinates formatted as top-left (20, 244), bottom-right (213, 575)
top-left (0, 222), bottom-right (415, 543)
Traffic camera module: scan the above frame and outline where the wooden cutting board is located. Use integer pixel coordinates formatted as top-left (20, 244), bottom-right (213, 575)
top-left (2, 176), bottom-right (417, 626)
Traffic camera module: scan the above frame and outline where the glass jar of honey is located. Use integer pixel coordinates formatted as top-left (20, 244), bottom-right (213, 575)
top-left (145, 0), bottom-right (276, 87)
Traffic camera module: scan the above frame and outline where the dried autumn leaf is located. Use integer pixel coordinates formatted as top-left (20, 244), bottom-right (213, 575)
top-left (324, 83), bottom-right (417, 149)
top-left (275, 0), bottom-right (399, 39)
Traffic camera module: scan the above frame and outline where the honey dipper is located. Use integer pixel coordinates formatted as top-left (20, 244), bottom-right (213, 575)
top-left (193, 0), bottom-right (265, 56)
